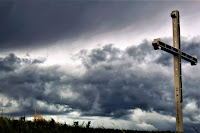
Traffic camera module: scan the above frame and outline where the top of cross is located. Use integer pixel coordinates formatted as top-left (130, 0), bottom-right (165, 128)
top-left (152, 10), bottom-right (198, 65)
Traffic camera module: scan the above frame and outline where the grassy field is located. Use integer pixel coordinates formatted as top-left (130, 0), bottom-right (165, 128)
top-left (0, 116), bottom-right (175, 133)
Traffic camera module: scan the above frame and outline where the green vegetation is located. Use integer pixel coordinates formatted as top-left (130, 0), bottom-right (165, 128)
top-left (0, 116), bottom-right (174, 133)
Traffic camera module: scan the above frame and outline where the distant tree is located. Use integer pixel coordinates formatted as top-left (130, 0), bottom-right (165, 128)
top-left (74, 121), bottom-right (79, 128)
top-left (86, 121), bottom-right (91, 129)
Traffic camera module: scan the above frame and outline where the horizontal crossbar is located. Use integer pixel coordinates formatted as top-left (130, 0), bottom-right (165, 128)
top-left (152, 38), bottom-right (198, 65)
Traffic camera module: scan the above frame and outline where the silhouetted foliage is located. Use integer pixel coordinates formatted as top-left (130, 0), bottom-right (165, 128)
top-left (74, 121), bottom-right (79, 128)
top-left (0, 116), bottom-right (175, 133)
top-left (86, 121), bottom-right (91, 129)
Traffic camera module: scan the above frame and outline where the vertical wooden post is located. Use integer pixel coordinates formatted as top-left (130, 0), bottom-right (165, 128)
top-left (171, 10), bottom-right (183, 132)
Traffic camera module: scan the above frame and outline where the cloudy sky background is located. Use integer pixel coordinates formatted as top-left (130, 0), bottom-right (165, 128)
top-left (1, 0), bottom-right (200, 132)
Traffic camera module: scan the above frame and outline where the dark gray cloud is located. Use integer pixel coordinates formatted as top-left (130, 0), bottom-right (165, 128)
top-left (0, 53), bottom-right (46, 72)
top-left (126, 40), bottom-right (154, 61)
top-left (155, 53), bottom-right (172, 66)
top-left (0, 53), bottom-right (21, 72)
top-left (0, 0), bottom-right (197, 51)
top-left (0, 36), bottom-right (200, 132)
top-left (75, 41), bottom-right (175, 117)
top-left (32, 58), bottom-right (46, 64)
top-left (1, 40), bottom-right (173, 118)
top-left (0, 0), bottom-right (143, 49)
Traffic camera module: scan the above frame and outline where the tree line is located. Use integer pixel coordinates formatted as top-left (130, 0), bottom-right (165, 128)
top-left (0, 116), bottom-right (175, 133)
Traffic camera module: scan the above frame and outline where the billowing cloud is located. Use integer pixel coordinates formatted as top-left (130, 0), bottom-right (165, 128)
top-left (1, 36), bottom-right (200, 132)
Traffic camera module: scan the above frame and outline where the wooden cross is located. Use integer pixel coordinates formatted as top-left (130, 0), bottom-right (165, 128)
top-left (152, 10), bottom-right (198, 133)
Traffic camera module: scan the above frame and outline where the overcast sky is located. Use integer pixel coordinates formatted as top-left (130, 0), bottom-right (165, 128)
top-left (1, 0), bottom-right (200, 132)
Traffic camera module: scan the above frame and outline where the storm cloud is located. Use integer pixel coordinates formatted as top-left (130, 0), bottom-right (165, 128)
top-left (0, 0), bottom-right (199, 51)
top-left (0, 37), bottom-right (200, 132)
top-left (0, 0), bottom-right (147, 49)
